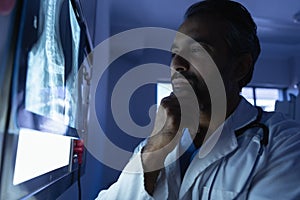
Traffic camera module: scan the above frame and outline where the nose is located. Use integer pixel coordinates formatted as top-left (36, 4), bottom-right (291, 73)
top-left (171, 54), bottom-right (189, 72)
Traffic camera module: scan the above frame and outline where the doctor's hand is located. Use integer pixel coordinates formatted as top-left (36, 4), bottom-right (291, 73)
top-left (141, 93), bottom-right (186, 195)
top-left (142, 91), bottom-right (199, 158)
top-left (143, 93), bottom-right (182, 159)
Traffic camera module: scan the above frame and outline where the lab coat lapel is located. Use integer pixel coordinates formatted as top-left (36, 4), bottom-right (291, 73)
top-left (164, 143), bottom-right (182, 199)
top-left (164, 129), bottom-right (196, 198)
top-left (179, 124), bottom-right (238, 198)
top-left (178, 97), bottom-right (258, 198)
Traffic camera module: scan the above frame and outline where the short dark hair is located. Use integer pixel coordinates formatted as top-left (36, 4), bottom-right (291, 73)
top-left (184, 0), bottom-right (261, 89)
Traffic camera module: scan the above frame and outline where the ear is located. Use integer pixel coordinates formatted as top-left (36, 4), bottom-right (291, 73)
top-left (233, 53), bottom-right (253, 82)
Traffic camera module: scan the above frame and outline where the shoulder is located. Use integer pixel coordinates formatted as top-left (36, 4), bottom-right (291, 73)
top-left (250, 111), bottom-right (300, 198)
top-left (261, 111), bottom-right (300, 160)
top-left (263, 111), bottom-right (300, 139)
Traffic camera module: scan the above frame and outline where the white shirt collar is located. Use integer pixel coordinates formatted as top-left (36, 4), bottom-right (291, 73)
top-left (197, 97), bottom-right (258, 159)
top-left (166, 97), bottom-right (258, 165)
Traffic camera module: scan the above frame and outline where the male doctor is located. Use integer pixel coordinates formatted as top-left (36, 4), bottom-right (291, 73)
top-left (97, 0), bottom-right (300, 199)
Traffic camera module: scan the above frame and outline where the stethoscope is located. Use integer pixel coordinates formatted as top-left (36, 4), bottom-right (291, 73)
top-left (207, 106), bottom-right (270, 200)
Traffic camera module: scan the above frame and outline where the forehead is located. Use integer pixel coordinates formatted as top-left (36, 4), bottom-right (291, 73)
top-left (176, 15), bottom-right (228, 45)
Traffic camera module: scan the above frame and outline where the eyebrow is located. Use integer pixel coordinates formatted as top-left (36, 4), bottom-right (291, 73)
top-left (193, 37), bottom-right (213, 47)
top-left (170, 37), bottom-right (214, 52)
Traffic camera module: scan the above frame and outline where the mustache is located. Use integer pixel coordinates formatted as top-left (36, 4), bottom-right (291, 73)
top-left (171, 71), bottom-right (199, 84)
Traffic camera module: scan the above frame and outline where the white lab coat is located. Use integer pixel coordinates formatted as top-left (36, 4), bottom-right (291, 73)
top-left (96, 98), bottom-right (300, 200)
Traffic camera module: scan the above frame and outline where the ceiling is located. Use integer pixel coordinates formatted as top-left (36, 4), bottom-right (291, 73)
top-left (108, 0), bottom-right (300, 58)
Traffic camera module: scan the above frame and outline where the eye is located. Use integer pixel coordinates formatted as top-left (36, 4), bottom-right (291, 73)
top-left (190, 44), bottom-right (205, 55)
top-left (191, 46), bottom-right (202, 53)
top-left (199, 42), bottom-right (215, 54)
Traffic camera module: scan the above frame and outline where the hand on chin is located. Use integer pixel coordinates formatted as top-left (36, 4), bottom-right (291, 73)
top-left (171, 89), bottom-right (200, 131)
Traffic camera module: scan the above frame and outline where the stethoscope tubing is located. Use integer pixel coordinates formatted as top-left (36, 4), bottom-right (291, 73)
top-left (208, 107), bottom-right (269, 200)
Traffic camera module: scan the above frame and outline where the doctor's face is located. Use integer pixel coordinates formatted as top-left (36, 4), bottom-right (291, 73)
top-left (170, 14), bottom-right (239, 103)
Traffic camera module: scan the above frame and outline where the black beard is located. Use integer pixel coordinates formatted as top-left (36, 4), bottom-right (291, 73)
top-left (171, 71), bottom-right (210, 101)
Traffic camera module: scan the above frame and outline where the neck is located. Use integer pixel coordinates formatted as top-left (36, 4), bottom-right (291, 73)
top-left (189, 95), bottom-right (241, 148)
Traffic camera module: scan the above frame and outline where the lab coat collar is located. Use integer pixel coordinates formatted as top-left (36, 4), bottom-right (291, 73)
top-left (197, 96), bottom-right (258, 159)
top-left (178, 97), bottom-right (258, 197)
top-left (227, 97), bottom-right (258, 132)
